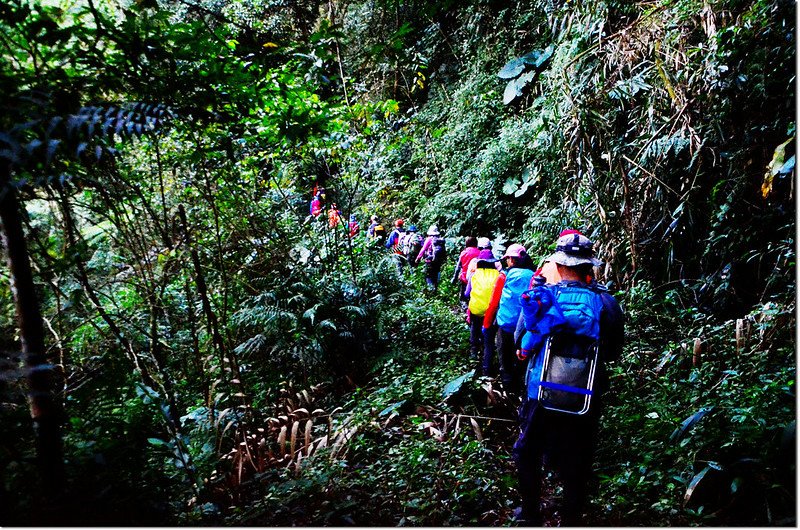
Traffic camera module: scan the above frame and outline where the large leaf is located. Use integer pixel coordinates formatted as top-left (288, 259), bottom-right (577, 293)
top-left (502, 175), bottom-right (521, 195)
top-left (763, 137), bottom-right (793, 198)
top-left (533, 45), bottom-right (554, 68)
top-left (514, 165), bottom-right (538, 197)
top-left (670, 406), bottom-right (714, 441)
top-left (684, 462), bottom-right (723, 507)
top-left (515, 70), bottom-right (537, 90)
top-left (503, 79), bottom-right (522, 105)
top-left (442, 370), bottom-right (474, 400)
top-left (498, 57), bottom-right (526, 79)
top-left (378, 400), bottom-right (406, 417)
top-left (503, 72), bottom-right (538, 105)
top-left (522, 45), bottom-right (554, 68)
top-left (514, 180), bottom-right (531, 197)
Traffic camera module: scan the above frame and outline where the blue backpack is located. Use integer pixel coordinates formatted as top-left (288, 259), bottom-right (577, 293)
top-left (523, 283), bottom-right (605, 414)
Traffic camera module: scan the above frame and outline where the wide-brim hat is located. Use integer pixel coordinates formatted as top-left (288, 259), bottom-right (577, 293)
top-left (547, 233), bottom-right (603, 267)
top-left (427, 225), bottom-right (440, 236)
top-left (548, 252), bottom-right (602, 267)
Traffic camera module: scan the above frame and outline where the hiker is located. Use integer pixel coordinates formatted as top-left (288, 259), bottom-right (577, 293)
top-left (481, 243), bottom-right (535, 391)
top-left (512, 232), bottom-right (624, 526)
top-left (348, 214), bottom-right (360, 238)
top-left (386, 219), bottom-right (407, 272)
top-left (536, 229), bottom-right (586, 284)
top-left (415, 224), bottom-right (447, 290)
top-left (366, 215), bottom-right (386, 242)
top-left (452, 237), bottom-right (480, 304)
top-left (402, 225), bottom-right (424, 269)
top-left (465, 237), bottom-right (496, 283)
top-left (385, 219), bottom-right (406, 249)
top-left (465, 248), bottom-right (500, 365)
top-left (327, 204), bottom-right (342, 228)
top-left (309, 193), bottom-right (323, 218)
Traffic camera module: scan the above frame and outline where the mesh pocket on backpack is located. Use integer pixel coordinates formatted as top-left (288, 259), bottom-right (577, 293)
top-left (538, 334), bottom-right (598, 415)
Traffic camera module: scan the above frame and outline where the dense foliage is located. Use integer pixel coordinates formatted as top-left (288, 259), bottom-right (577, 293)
top-left (0, 0), bottom-right (794, 526)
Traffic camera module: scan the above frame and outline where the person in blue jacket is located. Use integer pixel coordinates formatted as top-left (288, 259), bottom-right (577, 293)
top-left (481, 243), bottom-right (534, 393)
top-left (512, 232), bottom-right (624, 526)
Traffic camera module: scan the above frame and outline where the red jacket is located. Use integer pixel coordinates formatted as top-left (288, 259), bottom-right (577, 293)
top-left (456, 247), bottom-right (481, 283)
top-left (482, 273), bottom-right (506, 329)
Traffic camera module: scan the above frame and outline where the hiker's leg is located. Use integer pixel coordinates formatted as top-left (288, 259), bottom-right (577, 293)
top-left (560, 415), bottom-right (599, 525)
top-left (498, 329), bottom-right (516, 393)
top-left (424, 262), bottom-right (435, 289)
top-left (501, 329), bottom-right (527, 396)
top-left (482, 325), bottom-right (498, 377)
top-left (513, 402), bottom-right (544, 524)
top-left (482, 324), bottom-right (497, 377)
top-left (469, 311), bottom-right (483, 360)
top-left (432, 262), bottom-right (442, 290)
top-left (458, 282), bottom-right (469, 310)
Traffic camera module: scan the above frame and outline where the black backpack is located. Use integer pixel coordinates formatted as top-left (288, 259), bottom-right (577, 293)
top-left (428, 236), bottom-right (446, 263)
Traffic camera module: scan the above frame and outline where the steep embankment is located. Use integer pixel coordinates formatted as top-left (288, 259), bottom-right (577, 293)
top-left (229, 0), bottom-right (796, 525)
top-left (224, 0), bottom-right (796, 526)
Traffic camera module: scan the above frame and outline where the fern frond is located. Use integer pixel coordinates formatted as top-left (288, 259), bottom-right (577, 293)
top-left (233, 334), bottom-right (269, 356)
top-left (1, 101), bottom-right (173, 173)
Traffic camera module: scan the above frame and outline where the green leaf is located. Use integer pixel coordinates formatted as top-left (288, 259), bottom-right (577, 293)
top-left (521, 45), bottom-right (554, 69)
top-left (502, 176), bottom-right (521, 195)
top-left (498, 57), bottom-right (525, 79)
top-left (521, 50), bottom-right (540, 65)
top-left (516, 70), bottom-right (537, 90)
top-left (442, 370), bottom-right (474, 400)
top-left (670, 406), bottom-right (714, 441)
top-left (378, 400), bottom-right (406, 417)
top-left (503, 79), bottom-right (521, 105)
top-left (533, 45), bottom-right (554, 68)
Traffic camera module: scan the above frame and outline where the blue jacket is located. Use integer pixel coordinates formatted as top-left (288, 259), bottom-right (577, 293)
top-left (496, 267), bottom-right (535, 332)
top-left (386, 228), bottom-right (405, 249)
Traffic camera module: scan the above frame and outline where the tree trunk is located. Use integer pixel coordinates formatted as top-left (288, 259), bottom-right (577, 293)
top-left (0, 178), bottom-right (65, 497)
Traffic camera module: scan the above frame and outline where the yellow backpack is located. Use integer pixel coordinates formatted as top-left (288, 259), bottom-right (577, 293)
top-left (468, 267), bottom-right (499, 316)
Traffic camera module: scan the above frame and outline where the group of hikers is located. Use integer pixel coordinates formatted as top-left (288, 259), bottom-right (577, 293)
top-left (376, 217), bottom-right (448, 290)
top-left (310, 190), bottom-right (625, 525)
top-left (309, 190), bottom-right (448, 290)
top-left (309, 187), bottom-right (361, 237)
top-left (453, 229), bottom-right (624, 525)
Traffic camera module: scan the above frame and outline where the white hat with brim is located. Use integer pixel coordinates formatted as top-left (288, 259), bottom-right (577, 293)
top-left (547, 251), bottom-right (603, 267)
top-left (427, 225), bottom-right (440, 236)
top-left (547, 233), bottom-right (603, 267)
